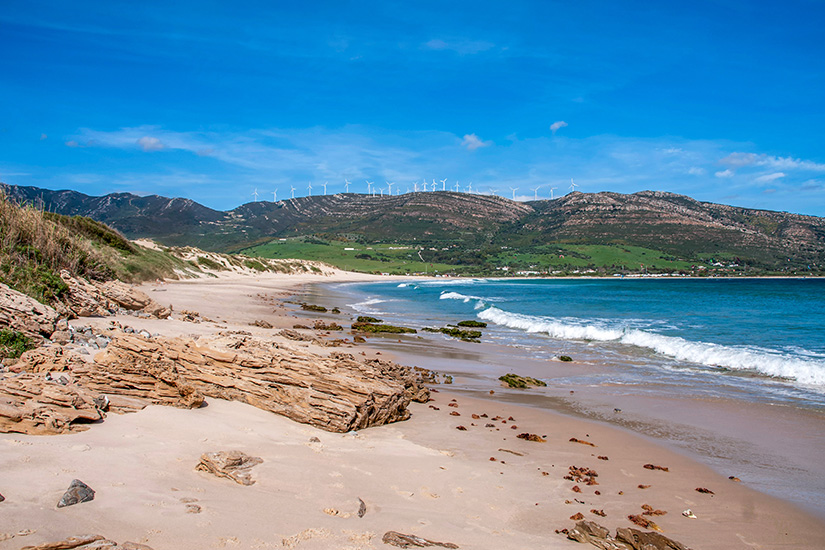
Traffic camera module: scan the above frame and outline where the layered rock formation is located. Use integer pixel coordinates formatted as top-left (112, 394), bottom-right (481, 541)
top-left (1, 332), bottom-right (428, 435)
top-left (0, 283), bottom-right (59, 341)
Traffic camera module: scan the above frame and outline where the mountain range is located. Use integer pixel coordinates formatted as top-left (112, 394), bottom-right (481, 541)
top-left (3, 183), bottom-right (823, 272)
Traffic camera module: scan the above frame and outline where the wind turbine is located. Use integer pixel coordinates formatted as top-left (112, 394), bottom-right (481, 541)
top-left (440, 178), bottom-right (447, 191)
top-left (290, 185), bottom-right (296, 199)
top-left (432, 179), bottom-right (437, 191)
top-left (307, 181), bottom-right (313, 196)
top-left (466, 182), bottom-right (473, 193)
top-left (550, 187), bottom-right (557, 200)
top-left (322, 181), bottom-right (328, 195)
top-left (454, 181), bottom-right (460, 192)
top-left (421, 181), bottom-right (428, 192)
top-left (386, 181), bottom-right (394, 195)
top-left (509, 186), bottom-right (518, 200)
top-left (272, 189), bottom-right (278, 202)
top-left (366, 180), bottom-right (373, 196)
top-left (252, 188), bottom-right (259, 202)
top-left (531, 186), bottom-right (541, 200)
top-left (344, 179), bottom-right (351, 193)
top-left (569, 178), bottom-right (578, 193)
top-left (379, 186), bottom-right (385, 197)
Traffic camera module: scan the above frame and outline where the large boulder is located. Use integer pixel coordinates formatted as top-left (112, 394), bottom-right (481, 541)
top-left (0, 283), bottom-right (59, 340)
top-left (92, 280), bottom-right (170, 319)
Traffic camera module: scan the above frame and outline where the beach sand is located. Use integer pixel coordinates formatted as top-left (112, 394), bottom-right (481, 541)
top-left (2, 271), bottom-right (824, 549)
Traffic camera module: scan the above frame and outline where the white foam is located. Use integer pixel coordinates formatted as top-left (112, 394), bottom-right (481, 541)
top-left (348, 298), bottom-right (387, 315)
top-left (478, 306), bottom-right (825, 387)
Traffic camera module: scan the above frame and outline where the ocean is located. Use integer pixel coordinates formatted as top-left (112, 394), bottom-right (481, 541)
top-left (307, 277), bottom-right (825, 516)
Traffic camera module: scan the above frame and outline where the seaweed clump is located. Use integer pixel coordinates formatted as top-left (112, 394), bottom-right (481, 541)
top-left (499, 373), bottom-right (547, 389)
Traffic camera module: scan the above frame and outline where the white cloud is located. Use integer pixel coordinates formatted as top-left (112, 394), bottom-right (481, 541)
top-left (688, 167), bottom-right (706, 176)
top-left (715, 169), bottom-right (734, 178)
top-left (65, 140), bottom-right (80, 148)
top-left (720, 152), bottom-right (825, 171)
top-left (754, 172), bottom-right (785, 183)
top-left (461, 133), bottom-right (491, 151)
top-left (550, 121), bottom-right (568, 134)
top-left (137, 136), bottom-right (165, 152)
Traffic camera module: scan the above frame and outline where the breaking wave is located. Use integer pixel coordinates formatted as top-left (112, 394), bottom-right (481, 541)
top-left (477, 306), bottom-right (825, 387)
top-left (349, 298), bottom-right (387, 315)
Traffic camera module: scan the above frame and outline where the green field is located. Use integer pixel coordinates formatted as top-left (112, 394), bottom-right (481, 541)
top-left (242, 237), bottom-right (713, 276)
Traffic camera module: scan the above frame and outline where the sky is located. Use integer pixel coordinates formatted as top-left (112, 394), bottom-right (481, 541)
top-left (1, 0), bottom-right (824, 215)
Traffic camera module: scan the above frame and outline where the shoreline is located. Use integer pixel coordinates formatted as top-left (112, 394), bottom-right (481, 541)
top-left (302, 276), bottom-right (825, 521)
top-left (2, 270), bottom-right (823, 549)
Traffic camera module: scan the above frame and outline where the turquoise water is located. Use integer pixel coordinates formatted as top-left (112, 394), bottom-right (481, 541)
top-left (337, 278), bottom-right (825, 408)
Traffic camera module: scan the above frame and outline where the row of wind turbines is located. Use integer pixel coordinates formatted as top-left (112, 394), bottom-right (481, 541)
top-left (252, 178), bottom-right (579, 203)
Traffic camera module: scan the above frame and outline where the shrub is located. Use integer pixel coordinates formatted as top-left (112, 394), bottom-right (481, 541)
top-left (0, 329), bottom-right (34, 359)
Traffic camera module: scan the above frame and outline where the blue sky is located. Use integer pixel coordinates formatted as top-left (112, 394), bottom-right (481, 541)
top-left (1, 1), bottom-right (824, 214)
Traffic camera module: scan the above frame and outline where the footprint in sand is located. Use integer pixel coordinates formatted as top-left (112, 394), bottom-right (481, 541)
top-left (419, 487), bottom-right (440, 499)
top-left (390, 486), bottom-right (415, 499)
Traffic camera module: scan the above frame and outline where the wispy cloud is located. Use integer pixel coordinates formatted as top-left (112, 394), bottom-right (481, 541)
top-left (550, 121), bottom-right (568, 134)
top-left (461, 133), bottom-right (492, 151)
top-left (715, 169), bottom-right (734, 178)
top-left (720, 152), bottom-right (825, 171)
top-left (754, 172), bottom-right (785, 183)
top-left (423, 38), bottom-right (495, 55)
top-left (137, 136), bottom-right (165, 152)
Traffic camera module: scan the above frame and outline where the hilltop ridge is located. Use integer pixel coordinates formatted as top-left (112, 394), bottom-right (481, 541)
top-left (3, 183), bottom-right (823, 274)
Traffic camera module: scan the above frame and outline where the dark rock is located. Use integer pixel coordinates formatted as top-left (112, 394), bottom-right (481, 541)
top-left (357, 497), bottom-right (366, 518)
top-left (643, 463), bottom-right (669, 472)
top-left (0, 491), bottom-right (4, 502)
top-left (516, 432), bottom-right (546, 442)
top-left (559, 355), bottom-right (573, 362)
top-left (57, 479), bottom-right (95, 508)
top-left (381, 531), bottom-right (459, 548)
top-left (616, 526), bottom-right (691, 550)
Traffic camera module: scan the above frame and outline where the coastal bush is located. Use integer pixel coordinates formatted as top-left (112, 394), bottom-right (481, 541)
top-left (499, 373), bottom-right (547, 388)
top-left (0, 329), bottom-right (34, 359)
top-left (457, 320), bottom-right (487, 327)
top-left (351, 322), bottom-right (416, 334)
top-left (197, 256), bottom-right (226, 271)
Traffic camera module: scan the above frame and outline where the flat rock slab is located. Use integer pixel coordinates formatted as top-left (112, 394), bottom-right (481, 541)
top-left (196, 450), bottom-right (262, 486)
top-left (19, 534), bottom-right (154, 549)
top-left (382, 531), bottom-right (459, 548)
top-left (57, 479), bottom-right (95, 508)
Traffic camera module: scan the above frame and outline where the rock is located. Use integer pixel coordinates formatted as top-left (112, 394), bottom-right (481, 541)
top-left (50, 330), bottom-right (72, 345)
top-left (498, 373), bottom-right (547, 388)
top-left (196, 450), bottom-right (263, 486)
top-left (16, 346), bottom-right (86, 373)
top-left (92, 280), bottom-right (170, 319)
top-left (353, 335), bottom-right (367, 343)
top-left (516, 432), bottom-right (546, 442)
top-left (0, 492), bottom-right (4, 502)
top-left (381, 531), bottom-right (459, 548)
top-left (83, 334), bottom-right (424, 432)
top-left (0, 283), bottom-right (59, 340)
top-left (250, 319), bottom-right (273, 329)
top-left (185, 503), bottom-right (202, 513)
top-left (567, 520), bottom-right (691, 550)
top-left (0, 373), bottom-right (107, 434)
top-left (695, 487), bottom-right (714, 494)
top-left (570, 512), bottom-right (585, 520)
top-left (643, 464), bottom-right (669, 472)
top-left (627, 515), bottom-right (660, 531)
top-left (569, 437), bottom-right (596, 447)
top-left (57, 479), bottom-right (95, 508)
top-left (58, 271), bottom-right (114, 317)
top-left (616, 527), bottom-right (691, 550)
top-left (18, 535), bottom-right (155, 550)
top-left (357, 497), bottom-right (366, 518)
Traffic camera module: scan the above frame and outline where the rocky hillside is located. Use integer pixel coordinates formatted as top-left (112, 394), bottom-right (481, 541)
top-left (3, 183), bottom-right (824, 270)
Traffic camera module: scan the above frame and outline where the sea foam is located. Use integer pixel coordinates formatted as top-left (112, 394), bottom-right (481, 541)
top-left (477, 306), bottom-right (825, 387)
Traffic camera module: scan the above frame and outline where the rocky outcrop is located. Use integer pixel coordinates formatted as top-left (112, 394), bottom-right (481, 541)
top-left (0, 373), bottom-right (105, 434)
top-left (567, 520), bottom-right (691, 550)
top-left (0, 283), bottom-right (59, 340)
top-left (381, 531), bottom-right (459, 548)
top-left (80, 334), bottom-right (423, 432)
top-left (92, 280), bottom-right (171, 319)
top-left (196, 451), bottom-right (262, 485)
top-left (58, 271), bottom-right (112, 317)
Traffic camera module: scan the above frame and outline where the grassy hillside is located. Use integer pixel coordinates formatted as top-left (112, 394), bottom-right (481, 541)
top-left (0, 191), bottom-right (196, 303)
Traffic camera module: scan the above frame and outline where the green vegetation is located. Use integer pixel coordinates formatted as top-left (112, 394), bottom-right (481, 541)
top-left (0, 329), bottom-right (34, 359)
top-left (197, 256), bottom-right (226, 270)
top-left (558, 355), bottom-right (573, 362)
top-left (498, 373), bottom-right (547, 389)
top-left (351, 322), bottom-right (417, 334)
top-left (457, 320), bottom-right (487, 327)
top-left (422, 326), bottom-right (482, 341)
top-left (356, 316), bottom-right (382, 323)
top-left (301, 304), bottom-right (328, 312)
